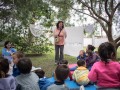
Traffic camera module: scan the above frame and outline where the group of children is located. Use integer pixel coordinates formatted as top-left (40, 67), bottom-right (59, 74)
top-left (0, 41), bottom-right (120, 90)
top-left (72, 42), bottom-right (120, 90)
top-left (0, 51), bottom-right (70, 90)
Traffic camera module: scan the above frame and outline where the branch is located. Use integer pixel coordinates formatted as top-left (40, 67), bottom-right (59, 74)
top-left (88, 8), bottom-right (108, 33)
top-left (110, 0), bottom-right (114, 11)
top-left (113, 2), bottom-right (120, 14)
top-left (71, 6), bottom-right (107, 33)
top-left (71, 7), bottom-right (94, 18)
top-left (105, 0), bottom-right (111, 18)
top-left (115, 36), bottom-right (120, 43)
top-left (88, 0), bottom-right (108, 23)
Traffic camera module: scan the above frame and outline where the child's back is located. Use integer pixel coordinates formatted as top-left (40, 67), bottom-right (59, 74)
top-left (47, 65), bottom-right (69, 90)
top-left (15, 57), bottom-right (40, 90)
top-left (88, 42), bottom-right (120, 89)
top-left (89, 61), bottom-right (120, 88)
top-left (0, 75), bottom-right (16, 90)
top-left (0, 58), bottom-right (16, 90)
top-left (47, 83), bottom-right (69, 90)
top-left (72, 60), bottom-right (89, 85)
top-left (16, 72), bottom-right (39, 90)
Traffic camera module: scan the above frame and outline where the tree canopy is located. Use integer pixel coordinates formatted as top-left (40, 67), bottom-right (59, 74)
top-left (0, 0), bottom-right (53, 53)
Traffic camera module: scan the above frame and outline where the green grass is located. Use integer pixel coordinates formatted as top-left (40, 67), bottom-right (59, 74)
top-left (117, 48), bottom-right (120, 59)
top-left (30, 51), bottom-right (76, 77)
top-left (0, 47), bottom-right (2, 54)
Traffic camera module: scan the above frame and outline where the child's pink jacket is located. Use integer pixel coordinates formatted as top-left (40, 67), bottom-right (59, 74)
top-left (88, 60), bottom-right (120, 88)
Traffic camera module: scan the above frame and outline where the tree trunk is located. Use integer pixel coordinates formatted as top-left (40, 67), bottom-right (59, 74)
top-left (28, 28), bottom-right (33, 45)
top-left (106, 24), bottom-right (117, 58)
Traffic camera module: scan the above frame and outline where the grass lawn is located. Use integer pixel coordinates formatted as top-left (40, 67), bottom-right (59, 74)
top-left (30, 51), bottom-right (76, 77)
top-left (30, 47), bottom-right (120, 77)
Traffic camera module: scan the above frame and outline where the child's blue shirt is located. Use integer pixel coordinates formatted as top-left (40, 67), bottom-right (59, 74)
top-left (38, 77), bottom-right (53, 90)
top-left (12, 65), bottom-right (20, 77)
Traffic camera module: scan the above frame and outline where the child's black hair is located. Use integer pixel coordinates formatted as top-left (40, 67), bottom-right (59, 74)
top-left (17, 57), bottom-right (32, 74)
top-left (34, 69), bottom-right (45, 78)
top-left (98, 42), bottom-right (116, 63)
top-left (87, 45), bottom-right (95, 51)
top-left (0, 58), bottom-right (9, 78)
top-left (77, 60), bottom-right (85, 67)
top-left (55, 64), bottom-right (69, 82)
top-left (86, 50), bottom-right (93, 56)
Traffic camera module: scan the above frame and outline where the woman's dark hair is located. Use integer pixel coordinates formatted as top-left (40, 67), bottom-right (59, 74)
top-left (56, 21), bottom-right (64, 29)
top-left (0, 58), bottom-right (9, 78)
top-left (86, 50), bottom-right (93, 56)
top-left (87, 45), bottom-right (95, 51)
top-left (4, 41), bottom-right (11, 48)
top-left (55, 64), bottom-right (69, 82)
top-left (34, 69), bottom-right (45, 78)
top-left (17, 57), bottom-right (32, 74)
top-left (98, 42), bottom-right (116, 63)
top-left (77, 60), bottom-right (85, 67)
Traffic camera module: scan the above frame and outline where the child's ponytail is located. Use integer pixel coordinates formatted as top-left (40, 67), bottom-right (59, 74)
top-left (98, 42), bottom-right (116, 64)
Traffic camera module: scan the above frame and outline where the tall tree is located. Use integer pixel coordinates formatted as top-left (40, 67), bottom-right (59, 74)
top-left (50, 0), bottom-right (120, 50)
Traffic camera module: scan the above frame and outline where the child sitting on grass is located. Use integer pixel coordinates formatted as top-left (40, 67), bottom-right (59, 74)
top-left (58, 60), bottom-right (72, 80)
top-left (77, 50), bottom-right (86, 60)
top-left (34, 69), bottom-right (53, 90)
top-left (12, 51), bottom-right (25, 77)
top-left (0, 58), bottom-right (16, 90)
top-left (47, 64), bottom-right (70, 90)
top-left (16, 57), bottom-right (40, 90)
top-left (72, 60), bottom-right (89, 85)
top-left (88, 42), bottom-right (120, 89)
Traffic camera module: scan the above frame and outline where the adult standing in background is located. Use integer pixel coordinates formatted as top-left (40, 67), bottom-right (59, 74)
top-left (53, 21), bottom-right (67, 64)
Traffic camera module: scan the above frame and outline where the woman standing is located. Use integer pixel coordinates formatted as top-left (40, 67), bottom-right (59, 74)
top-left (53, 21), bottom-right (67, 64)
